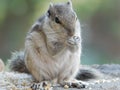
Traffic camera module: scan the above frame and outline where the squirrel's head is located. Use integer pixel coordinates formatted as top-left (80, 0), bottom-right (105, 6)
top-left (46, 0), bottom-right (79, 37)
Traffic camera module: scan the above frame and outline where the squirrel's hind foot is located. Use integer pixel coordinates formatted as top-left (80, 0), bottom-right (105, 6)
top-left (31, 81), bottom-right (53, 90)
top-left (61, 79), bottom-right (89, 89)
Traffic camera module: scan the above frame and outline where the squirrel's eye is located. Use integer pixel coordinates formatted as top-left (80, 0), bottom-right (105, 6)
top-left (55, 17), bottom-right (61, 24)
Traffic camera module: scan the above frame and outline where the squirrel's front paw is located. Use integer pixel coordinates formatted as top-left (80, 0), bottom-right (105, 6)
top-left (67, 36), bottom-right (80, 45)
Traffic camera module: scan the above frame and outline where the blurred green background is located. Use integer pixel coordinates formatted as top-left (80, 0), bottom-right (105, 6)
top-left (0, 0), bottom-right (120, 65)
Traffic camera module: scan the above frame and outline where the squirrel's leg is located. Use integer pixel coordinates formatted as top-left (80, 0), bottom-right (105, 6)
top-left (57, 61), bottom-right (88, 89)
top-left (57, 71), bottom-right (88, 88)
top-left (25, 47), bottom-right (52, 90)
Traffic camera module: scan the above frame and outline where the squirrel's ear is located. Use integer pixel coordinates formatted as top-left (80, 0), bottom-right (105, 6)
top-left (48, 2), bottom-right (53, 17)
top-left (67, 0), bottom-right (72, 7)
top-left (49, 2), bottom-right (53, 9)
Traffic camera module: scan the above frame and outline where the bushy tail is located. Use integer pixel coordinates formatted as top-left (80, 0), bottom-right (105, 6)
top-left (8, 51), bottom-right (29, 73)
top-left (76, 66), bottom-right (103, 81)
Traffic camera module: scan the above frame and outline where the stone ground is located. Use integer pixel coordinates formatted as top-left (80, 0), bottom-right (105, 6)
top-left (0, 64), bottom-right (120, 90)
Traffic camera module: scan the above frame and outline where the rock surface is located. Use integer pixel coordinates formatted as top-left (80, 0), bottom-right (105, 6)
top-left (0, 64), bottom-right (120, 90)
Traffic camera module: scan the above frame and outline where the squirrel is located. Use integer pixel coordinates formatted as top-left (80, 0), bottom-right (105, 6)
top-left (9, 0), bottom-right (100, 89)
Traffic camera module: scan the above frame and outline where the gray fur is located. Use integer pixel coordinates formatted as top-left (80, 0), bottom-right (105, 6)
top-left (8, 51), bottom-right (29, 73)
top-left (76, 66), bottom-right (103, 81)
